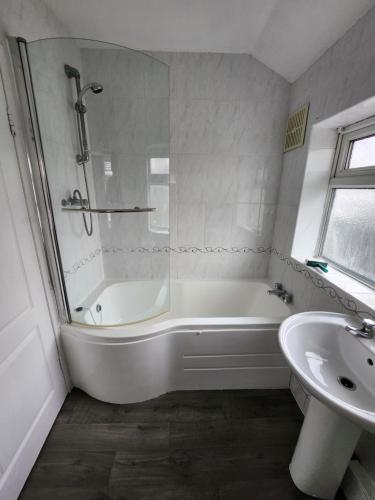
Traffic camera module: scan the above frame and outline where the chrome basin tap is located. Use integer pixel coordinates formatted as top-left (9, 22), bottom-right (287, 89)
top-left (345, 318), bottom-right (375, 339)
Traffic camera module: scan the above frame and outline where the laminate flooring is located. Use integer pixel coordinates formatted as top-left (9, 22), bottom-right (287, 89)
top-left (19, 389), bottom-right (346, 500)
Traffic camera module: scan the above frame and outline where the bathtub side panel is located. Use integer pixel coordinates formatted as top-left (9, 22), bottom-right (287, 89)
top-left (174, 328), bottom-right (290, 391)
top-left (62, 322), bottom-right (290, 404)
top-left (61, 333), bottom-right (175, 404)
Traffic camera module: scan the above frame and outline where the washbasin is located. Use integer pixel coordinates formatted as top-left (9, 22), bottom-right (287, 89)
top-left (279, 311), bottom-right (375, 432)
top-left (279, 311), bottom-right (375, 500)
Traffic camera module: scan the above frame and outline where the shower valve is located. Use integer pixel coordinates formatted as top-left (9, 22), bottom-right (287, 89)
top-left (61, 196), bottom-right (88, 208)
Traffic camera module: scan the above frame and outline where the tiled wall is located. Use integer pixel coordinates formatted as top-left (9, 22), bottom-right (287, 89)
top-left (81, 47), bottom-right (170, 283)
top-left (83, 50), bottom-right (290, 280)
top-left (269, 6), bottom-right (375, 481)
top-left (27, 39), bottom-right (105, 307)
top-left (1, 2), bottom-right (107, 309)
top-left (0, 0), bottom-right (64, 40)
top-left (164, 52), bottom-right (290, 279)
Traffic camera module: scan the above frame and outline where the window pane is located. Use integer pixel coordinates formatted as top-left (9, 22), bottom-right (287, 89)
top-left (349, 135), bottom-right (375, 169)
top-left (322, 189), bottom-right (375, 284)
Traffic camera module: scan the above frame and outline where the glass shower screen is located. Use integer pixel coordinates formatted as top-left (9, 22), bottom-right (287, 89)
top-left (26, 38), bottom-right (170, 326)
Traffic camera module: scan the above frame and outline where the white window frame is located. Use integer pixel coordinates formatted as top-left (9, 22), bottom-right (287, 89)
top-left (317, 117), bottom-right (375, 288)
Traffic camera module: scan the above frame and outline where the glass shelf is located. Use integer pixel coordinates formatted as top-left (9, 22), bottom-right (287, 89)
top-left (62, 207), bottom-right (156, 214)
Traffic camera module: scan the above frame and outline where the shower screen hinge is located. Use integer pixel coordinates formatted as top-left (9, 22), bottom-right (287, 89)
top-left (6, 111), bottom-right (16, 137)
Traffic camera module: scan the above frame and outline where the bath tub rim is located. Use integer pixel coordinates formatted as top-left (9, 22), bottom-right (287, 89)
top-left (61, 315), bottom-right (288, 344)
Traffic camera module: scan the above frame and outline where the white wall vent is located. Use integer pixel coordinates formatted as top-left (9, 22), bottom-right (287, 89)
top-left (284, 103), bottom-right (309, 153)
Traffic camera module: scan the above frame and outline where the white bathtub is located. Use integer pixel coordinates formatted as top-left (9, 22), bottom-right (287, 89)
top-left (61, 279), bottom-right (292, 403)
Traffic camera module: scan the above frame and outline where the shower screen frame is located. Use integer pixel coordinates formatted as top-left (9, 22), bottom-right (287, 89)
top-left (10, 37), bottom-right (71, 323)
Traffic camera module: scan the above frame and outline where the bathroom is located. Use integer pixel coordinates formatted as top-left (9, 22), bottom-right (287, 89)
top-left (0, 1), bottom-right (375, 499)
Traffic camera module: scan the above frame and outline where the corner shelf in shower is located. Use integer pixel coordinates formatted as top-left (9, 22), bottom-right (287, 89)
top-left (62, 207), bottom-right (156, 214)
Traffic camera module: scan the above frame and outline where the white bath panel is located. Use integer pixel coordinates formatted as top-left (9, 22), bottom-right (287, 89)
top-left (178, 366), bottom-right (291, 391)
top-left (182, 352), bottom-right (286, 369)
top-left (177, 327), bottom-right (281, 354)
top-left (175, 328), bottom-right (290, 390)
top-left (62, 321), bottom-right (291, 404)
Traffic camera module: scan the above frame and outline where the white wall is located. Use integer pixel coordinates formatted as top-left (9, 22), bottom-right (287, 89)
top-left (165, 52), bottom-right (290, 279)
top-left (269, 5), bottom-right (375, 482)
top-left (83, 49), bottom-right (290, 281)
top-left (1, 2), bottom-right (105, 313)
top-left (82, 46), bottom-right (170, 283)
top-left (78, 50), bottom-right (290, 282)
top-left (1, 4), bottom-right (290, 301)
top-left (0, 0), bottom-right (66, 40)
top-left (26, 39), bottom-right (105, 308)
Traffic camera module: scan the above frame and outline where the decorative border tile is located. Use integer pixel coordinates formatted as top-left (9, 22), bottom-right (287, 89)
top-left (269, 248), bottom-right (375, 321)
top-left (64, 248), bottom-right (102, 276)
top-left (63, 245), bottom-right (270, 276)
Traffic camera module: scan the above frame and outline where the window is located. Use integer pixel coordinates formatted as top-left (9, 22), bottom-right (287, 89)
top-left (318, 119), bottom-right (375, 288)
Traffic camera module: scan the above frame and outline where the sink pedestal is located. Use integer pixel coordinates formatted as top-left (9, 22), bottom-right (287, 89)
top-left (290, 396), bottom-right (362, 500)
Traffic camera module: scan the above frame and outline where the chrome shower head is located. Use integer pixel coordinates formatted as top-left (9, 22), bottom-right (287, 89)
top-left (90, 82), bottom-right (104, 94)
top-left (75, 82), bottom-right (104, 113)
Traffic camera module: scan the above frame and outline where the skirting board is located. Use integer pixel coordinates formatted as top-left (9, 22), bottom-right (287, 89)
top-left (341, 460), bottom-right (375, 500)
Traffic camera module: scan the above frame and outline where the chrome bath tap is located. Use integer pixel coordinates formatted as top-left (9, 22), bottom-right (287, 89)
top-left (267, 283), bottom-right (293, 304)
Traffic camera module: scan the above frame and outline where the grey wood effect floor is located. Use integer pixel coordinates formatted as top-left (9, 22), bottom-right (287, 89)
top-left (19, 389), bottom-right (346, 500)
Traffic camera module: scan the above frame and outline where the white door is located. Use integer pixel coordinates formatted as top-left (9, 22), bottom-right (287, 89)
top-left (0, 62), bottom-right (67, 499)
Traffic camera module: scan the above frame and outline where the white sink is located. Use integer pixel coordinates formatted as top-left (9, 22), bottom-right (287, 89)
top-left (279, 311), bottom-right (375, 500)
top-left (280, 311), bottom-right (375, 431)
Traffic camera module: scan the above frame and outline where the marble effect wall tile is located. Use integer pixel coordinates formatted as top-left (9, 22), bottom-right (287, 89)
top-left (81, 49), bottom-right (289, 281)
top-left (177, 203), bottom-right (205, 247)
top-left (28, 39), bottom-right (105, 307)
top-left (168, 52), bottom-right (289, 279)
top-left (204, 204), bottom-right (234, 247)
top-left (257, 204), bottom-right (277, 247)
top-left (82, 47), bottom-right (170, 282)
top-left (271, 203), bottom-right (299, 256)
top-left (0, 0), bottom-right (69, 41)
top-left (172, 53), bottom-right (287, 103)
top-left (272, 6), bottom-right (375, 266)
top-left (175, 252), bottom-right (268, 280)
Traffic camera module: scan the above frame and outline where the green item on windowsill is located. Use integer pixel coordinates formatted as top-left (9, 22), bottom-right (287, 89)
top-left (305, 259), bottom-right (329, 273)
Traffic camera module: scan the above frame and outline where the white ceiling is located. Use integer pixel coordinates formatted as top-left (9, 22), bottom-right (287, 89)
top-left (44, 0), bottom-right (375, 82)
